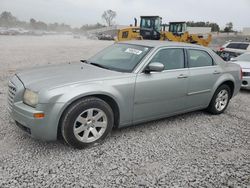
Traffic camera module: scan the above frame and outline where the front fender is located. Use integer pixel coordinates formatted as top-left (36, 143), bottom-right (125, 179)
top-left (39, 79), bottom-right (135, 129)
top-left (53, 83), bottom-right (124, 105)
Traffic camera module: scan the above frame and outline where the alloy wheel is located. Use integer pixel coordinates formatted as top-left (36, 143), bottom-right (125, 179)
top-left (215, 89), bottom-right (229, 111)
top-left (73, 108), bottom-right (108, 143)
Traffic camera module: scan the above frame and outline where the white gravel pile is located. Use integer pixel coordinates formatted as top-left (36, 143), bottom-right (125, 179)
top-left (0, 35), bottom-right (249, 187)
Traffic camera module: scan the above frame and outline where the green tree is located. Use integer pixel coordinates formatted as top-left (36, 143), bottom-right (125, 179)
top-left (224, 22), bottom-right (233, 32)
top-left (208, 23), bottom-right (220, 32)
top-left (0, 11), bottom-right (17, 27)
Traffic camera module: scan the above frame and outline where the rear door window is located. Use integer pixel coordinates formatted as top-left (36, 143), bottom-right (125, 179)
top-left (187, 49), bottom-right (213, 68)
top-left (238, 43), bottom-right (249, 50)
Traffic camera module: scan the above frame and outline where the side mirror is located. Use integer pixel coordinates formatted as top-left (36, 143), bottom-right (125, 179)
top-left (145, 62), bottom-right (165, 73)
top-left (230, 57), bottom-right (237, 62)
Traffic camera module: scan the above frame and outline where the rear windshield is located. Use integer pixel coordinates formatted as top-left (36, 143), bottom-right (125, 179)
top-left (226, 43), bottom-right (249, 50)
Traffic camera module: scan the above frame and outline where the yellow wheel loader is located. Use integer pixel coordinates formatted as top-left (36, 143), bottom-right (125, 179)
top-left (117, 16), bottom-right (212, 47)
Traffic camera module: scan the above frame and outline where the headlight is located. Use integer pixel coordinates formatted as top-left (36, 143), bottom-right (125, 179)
top-left (23, 89), bottom-right (38, 107)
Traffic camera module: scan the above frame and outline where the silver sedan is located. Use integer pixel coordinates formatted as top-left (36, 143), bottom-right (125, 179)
top-left (8, 40), bottom-right (242, 149)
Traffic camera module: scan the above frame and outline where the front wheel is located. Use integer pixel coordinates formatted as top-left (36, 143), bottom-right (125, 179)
top-left (207, 85), bottom-right (231, 115)
top-left (61, 97), bottom-right (114, 149)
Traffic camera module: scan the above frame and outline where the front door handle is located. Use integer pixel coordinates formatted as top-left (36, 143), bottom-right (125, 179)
top-left (177, 74), bottom-right (188, 79)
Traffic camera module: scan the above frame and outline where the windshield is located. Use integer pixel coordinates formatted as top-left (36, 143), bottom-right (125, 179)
top-left (169, 23), bottom-right (186, 33)
top-left (88, 43), bottom-right (151, 72)
top-left (236, 53), bottom-right (250, 62)
top-left (140, 17), bottom-right (161, 32)
top-left (141, 18), bottom-right (153, 29)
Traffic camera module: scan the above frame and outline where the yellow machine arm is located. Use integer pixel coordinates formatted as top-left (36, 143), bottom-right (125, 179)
top-left (161, 31), bottom-right (189, 42)
top-left (188, 34), bottom-right (212, 47)
top-left (116, 27), bottom-right (212, 47)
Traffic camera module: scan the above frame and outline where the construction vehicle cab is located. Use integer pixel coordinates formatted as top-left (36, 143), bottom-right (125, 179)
top-left (139, 16), bottom-right (162, 40)
top-left (168, 22), bottom-right (187, 36)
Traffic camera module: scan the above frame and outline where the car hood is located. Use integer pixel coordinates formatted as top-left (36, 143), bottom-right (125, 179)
top-left (16, 62), bottom-right (126, 91)
top-left (234, 61), bottom-right (250, 70)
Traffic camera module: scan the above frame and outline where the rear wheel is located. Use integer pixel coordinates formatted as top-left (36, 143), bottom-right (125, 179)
top-left (61, 97), bottom-right (114, 149)
top-left (207, 85), bottom-right (231, 114)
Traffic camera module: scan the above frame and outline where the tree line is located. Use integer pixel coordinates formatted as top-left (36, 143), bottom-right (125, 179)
top-left (0, 11), bottom-right (72, 31)
top-left (0, 11), bottom-right (106, 32)
top-left (186, 21), bottom-right (220, 32)
top-left (0, 10), bottom-right (234, 33)
top-left (186, 21), bottom-right (233, 32)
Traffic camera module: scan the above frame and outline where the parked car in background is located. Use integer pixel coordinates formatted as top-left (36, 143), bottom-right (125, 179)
top-left (8, 41), bottom-right (242, 149)
top-left (97, 33), bottom-right (114, 40)
top-left (231, 52), bottom-right (250, 89)
top-left (217, 41), bottom-right (250, 61)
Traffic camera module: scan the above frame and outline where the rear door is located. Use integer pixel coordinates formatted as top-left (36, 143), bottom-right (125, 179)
top-left (186, 49), bottom-right (222, 109)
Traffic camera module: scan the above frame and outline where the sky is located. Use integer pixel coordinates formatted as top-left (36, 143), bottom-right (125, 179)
top-left (1, 0), bottom-right (250, 30)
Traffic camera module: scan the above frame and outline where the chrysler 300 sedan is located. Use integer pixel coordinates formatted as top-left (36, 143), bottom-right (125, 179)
top-left (8, 41), bottom-right (242, 148)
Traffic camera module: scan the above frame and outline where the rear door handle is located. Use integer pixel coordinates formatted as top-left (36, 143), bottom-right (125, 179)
top-left (177, 74), bottom-right (188, 79)
top-left (213, 70), bottom-right (221, 74)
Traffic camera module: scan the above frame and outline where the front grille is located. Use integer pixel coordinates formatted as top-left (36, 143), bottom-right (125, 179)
top-left (8, 81), bottom-right (17, 111)
top-left (243, 72), bottom-right (250, 77)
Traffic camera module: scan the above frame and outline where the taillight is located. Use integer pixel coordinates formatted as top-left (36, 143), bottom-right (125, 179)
top-left (240, 67), bottom-right (243, 80)
top-left (219, 47), bottom-right (225, 51)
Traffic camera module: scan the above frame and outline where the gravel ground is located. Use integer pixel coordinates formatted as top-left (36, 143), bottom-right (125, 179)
top-left (0, 35), bottom-right (250, 188)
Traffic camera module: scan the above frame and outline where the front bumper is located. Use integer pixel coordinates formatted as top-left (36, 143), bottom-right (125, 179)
top-left (8, 75), bottom-right (65, 141)
top-left (10, 101), bottom-right (64, 141)
top-left (241, 76), bottom-right (250, 90)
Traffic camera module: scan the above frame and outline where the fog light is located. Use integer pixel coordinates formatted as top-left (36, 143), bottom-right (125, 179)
top-left (34, 113), bottom-right (45, 119)
top-left (242, 81), bottom-right (248, 86)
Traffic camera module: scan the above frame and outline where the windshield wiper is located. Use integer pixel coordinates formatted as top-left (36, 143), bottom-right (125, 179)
top-left (80, 59), bottom-right (88, 63)
top-left (89, 62), bottom-right (110, 70)
top-left (81, 59), bottom-right (110, 70)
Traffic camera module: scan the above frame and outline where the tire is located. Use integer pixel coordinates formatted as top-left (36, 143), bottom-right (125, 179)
top-left (61, 97), bottom-right (114, 149)
top-left (207, 84), bottom-right (231, 115)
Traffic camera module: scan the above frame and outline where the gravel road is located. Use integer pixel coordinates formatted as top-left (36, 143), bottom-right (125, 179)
top-left (0, 35), bottom-right (249, 187)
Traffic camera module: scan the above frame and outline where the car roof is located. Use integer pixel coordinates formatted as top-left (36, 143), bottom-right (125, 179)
top-left (140, 16), bottom-right (161, 18)
top-left (118, 40), bottom-right (206, 49)
top-left (227, 41), bottom-right (250, 44)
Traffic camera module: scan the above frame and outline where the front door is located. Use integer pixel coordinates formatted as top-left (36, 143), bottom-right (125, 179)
top-left (133, 48), bottom-right (189, 123)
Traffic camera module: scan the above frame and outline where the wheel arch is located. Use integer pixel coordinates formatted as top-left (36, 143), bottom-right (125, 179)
top-left (207, 80), bottom-right (234, 114)
top-left (57, 93), bottom-right (120, 139)
top-left (218, 80), bottom-right (234, 98)
top-left (212, 73), bottom-right (236, 99)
